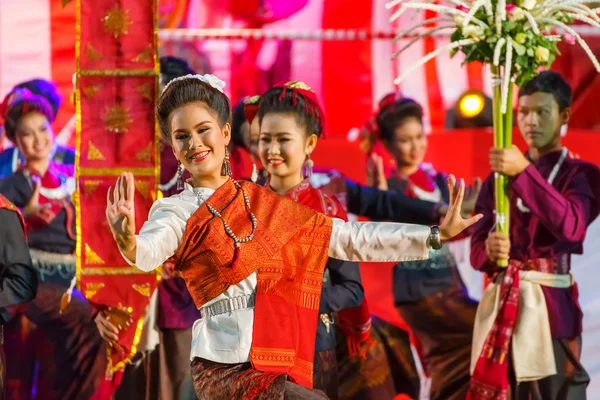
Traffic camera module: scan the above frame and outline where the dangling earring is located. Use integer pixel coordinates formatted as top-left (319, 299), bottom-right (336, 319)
top-left (304, 153), bottom-right (314, 179)
top-left (251, 163), bottom-right (259, 183)
top-left (221, 147), bottom-right (232, 176)
top-left (176, 161), bottom-right (185, 191)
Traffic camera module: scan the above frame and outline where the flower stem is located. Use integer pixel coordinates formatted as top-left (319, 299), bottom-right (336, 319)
top-left (500, 78), bottom-right (514, 267)
top-left (492, 65), bottom-right (511, 267)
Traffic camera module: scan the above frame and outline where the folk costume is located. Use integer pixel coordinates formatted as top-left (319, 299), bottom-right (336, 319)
top-left (0, 88), bottom-right (105, 400)
top-left (469, 149), bottom-right (600, 399)
top-left (128, 177), bottom-right (433, 399)
top-left (0, 162), bottom-right (106, 400)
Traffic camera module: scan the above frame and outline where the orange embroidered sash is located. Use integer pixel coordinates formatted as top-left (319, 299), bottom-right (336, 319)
top-left (283, 178), bottom-right (376, 358)
top-left (170, 179), bottom-right (332, 388)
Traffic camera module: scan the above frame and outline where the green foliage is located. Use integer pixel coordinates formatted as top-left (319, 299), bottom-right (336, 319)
top-left (450, 2), bottom-right (568, 87)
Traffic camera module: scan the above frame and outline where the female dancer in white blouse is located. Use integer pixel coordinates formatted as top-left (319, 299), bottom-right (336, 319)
top-left (106, 74), bottom-right (482, 399)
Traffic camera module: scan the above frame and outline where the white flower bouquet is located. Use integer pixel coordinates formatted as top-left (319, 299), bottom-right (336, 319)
top-left (387, 0), bottom-right (600, 266)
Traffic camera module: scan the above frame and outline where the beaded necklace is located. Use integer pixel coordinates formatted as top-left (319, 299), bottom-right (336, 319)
top-left (191, 179), bottom-right (257, 267)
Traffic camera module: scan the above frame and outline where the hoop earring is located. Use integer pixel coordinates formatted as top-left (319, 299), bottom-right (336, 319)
top-left (221, 147), bottom-right (232, 176)
top-left (304, 153), bottom-right (314, 179)
top-left (176, 161), bottom-right (185, 191)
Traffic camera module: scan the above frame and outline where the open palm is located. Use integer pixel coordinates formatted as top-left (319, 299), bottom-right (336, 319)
top-left (439, 174), bottom-right (484, 241)
top-left (106, 172), bottom-right (137, 253)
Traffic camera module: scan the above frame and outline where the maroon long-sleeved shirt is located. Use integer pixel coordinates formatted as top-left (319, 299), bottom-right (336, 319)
top-left (471, 149), bottom-right (600, 338)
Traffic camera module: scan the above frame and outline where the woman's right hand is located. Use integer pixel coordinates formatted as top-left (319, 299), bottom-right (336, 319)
top-left (95, 311), bottom-right (119, 344)
top-left (106, 172), bottom-right (137, 255)
top-left (94, 310), bottom-right (126, 355)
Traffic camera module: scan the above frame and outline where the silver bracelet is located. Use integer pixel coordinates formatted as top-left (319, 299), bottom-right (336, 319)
top-left (428, 225), bottom-right (442, 250)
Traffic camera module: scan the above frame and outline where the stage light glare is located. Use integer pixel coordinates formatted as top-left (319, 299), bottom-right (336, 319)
top-left (459, 94), bottom-right (484, 118)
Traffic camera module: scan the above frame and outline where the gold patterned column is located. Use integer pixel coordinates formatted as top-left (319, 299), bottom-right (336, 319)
top-left (74, 0), bottom-right (160, 382)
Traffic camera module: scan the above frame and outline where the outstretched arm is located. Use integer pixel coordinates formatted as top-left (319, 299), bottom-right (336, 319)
top-left (329, 175), bottom-right (483, 262)
top-left (345, 179), bottom-right (442, 224)
top-left (328, 219), bottom-right (430, 262)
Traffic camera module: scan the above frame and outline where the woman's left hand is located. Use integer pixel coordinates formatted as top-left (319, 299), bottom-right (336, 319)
top-left (439, 175), bottom-right (484, 241)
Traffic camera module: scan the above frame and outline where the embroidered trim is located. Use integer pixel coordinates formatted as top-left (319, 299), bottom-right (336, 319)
top-left (251, 347), bottom-right (296, 368)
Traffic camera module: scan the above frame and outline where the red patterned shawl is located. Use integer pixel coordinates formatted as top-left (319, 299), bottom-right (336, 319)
top-left (169, 179), bottom-right (333, 389)
top-left (284, 177), bottom-right (375, 359)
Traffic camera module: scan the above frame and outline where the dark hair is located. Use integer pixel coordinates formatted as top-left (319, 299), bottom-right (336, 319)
top-left (257, 86), bottom-right (323, 138)
top-left (4, 94), bottom-right (55, 142)
top-left (156, 78), bottom-right (231, 142)
top-left (519, 71), bottom-right (572, 111)
top-left (160, 56), bottom-right (196, 86)
top-left (376, 98), bottom-right (423, 141)
top-left (231, 98), bottom-right (249, 149)
top-left (14, 79), bottom-right (61, 118)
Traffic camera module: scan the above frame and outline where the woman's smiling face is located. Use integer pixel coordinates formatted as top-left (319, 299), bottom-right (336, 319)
top-left (169, 102), bottom-right (231, 182)
top-left (259, 112), bottom-right (314, 181)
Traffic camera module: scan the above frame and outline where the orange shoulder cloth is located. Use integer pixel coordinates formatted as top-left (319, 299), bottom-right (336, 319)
top-left (170, 179), bottom-right (333, 388)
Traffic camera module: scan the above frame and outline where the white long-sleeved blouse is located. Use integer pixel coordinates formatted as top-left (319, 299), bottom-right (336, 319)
top-left (126, 182), bottom-right (430, 363)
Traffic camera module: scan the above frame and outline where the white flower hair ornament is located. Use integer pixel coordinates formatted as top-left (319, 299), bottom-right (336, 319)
top-left (162, 74), bottom-right (226, 94)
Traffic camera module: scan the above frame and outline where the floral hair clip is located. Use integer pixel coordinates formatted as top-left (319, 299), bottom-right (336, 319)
top-left (244, 95), bottom-right (261, 105)
top-left (161, 74), bottom-right (226, 94)
top-left (285, 81), bottom-right (312, 92)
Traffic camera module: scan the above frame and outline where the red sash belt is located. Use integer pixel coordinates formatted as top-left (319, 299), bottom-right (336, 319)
top-left (468, 255), bottom-right (570, 400)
